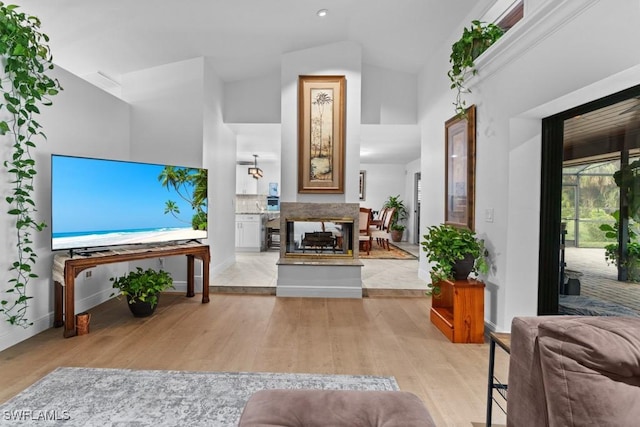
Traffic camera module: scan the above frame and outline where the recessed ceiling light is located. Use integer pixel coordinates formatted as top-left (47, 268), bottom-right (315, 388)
top-left (317, 9), bottom-right (328, 17)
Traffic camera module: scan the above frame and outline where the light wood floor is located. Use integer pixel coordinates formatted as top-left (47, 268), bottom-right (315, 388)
top-left (0, 293), bottom-right (509, 426)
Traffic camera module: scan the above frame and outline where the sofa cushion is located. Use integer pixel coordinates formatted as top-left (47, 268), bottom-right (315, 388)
top-left (507, 317), bottom-right (568, 427)
top-left (537, 317), bottom-right (640, 427)
top-left (238, 389), bottom-right (436, 427)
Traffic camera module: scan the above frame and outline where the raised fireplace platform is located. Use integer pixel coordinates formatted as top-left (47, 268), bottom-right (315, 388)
top-left (277, 202), bottom-right (363, 298)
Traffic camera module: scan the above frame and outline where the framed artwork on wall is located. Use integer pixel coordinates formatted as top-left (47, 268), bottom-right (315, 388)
top-left (298, 75), bottom-right (346, 193)
top-left (359, 170), bottom-right (366, 201)
top-left (444, 104), bottom-right (476, 230)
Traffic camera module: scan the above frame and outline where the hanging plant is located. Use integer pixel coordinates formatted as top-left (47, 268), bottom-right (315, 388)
top-left (448, 20), bottom-right (504, 117)
top-left (0, 3), bottom-right (62, 326)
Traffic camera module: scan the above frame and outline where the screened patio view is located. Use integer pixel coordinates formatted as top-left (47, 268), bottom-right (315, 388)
top-left (558, 90), bottom-right (640, 316)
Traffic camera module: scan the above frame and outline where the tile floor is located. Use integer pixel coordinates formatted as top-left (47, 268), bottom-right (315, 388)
top-left (565, 247), bottom-right (640, 314)
top-left (211, 243), bottom-right (428, 295)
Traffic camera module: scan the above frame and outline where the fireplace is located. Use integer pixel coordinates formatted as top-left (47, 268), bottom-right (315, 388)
top-left (277, 202), bottom-right (363, 298)
top-left (279, 202), bottom-right (361, 259)
top-left (284, 219), bottom-right (354, 257)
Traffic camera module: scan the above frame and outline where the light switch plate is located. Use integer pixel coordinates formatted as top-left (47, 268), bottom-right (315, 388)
top-left (485, 208), bottom-right (494, 223)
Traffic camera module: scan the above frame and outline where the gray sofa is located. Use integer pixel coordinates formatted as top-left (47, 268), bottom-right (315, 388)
top-left (507, 316), bottom-right (640, 427)
top-left (238, 389), bottom-right (435, 426)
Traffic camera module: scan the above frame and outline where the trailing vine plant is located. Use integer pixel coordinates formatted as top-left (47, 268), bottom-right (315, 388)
top-left (0, 3), bottom-right (62, 326)
top-left (448, 20), bottom-right (504, 117)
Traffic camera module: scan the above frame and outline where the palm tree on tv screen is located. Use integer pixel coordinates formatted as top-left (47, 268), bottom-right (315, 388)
top-left (158, 166), bottom-right (208, 230)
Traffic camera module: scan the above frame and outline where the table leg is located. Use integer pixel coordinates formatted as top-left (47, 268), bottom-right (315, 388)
top-left (63, 267), bottom-right (77, 338)
top-left (202, 253), bottom-right (210, 303)
top-left (186, 255), bottom-right (195, 297)
top-left (486, 338), bottom-right (497, 426)
top-left (54, 281), bottom-right (64, 328)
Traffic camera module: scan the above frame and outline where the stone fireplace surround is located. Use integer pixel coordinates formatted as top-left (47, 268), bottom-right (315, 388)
top-left (276, 202), bottom-right (363, 298)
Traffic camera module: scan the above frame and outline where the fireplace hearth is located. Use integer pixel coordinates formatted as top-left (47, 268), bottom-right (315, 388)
top-left (277, 202), bottom-right (363, 298)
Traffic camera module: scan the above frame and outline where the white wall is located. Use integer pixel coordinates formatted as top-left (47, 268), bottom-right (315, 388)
top-left (361, 64), bottom-right (417, 124)
top-left (280, 41), bottom-right (362, 203)
top-left (359, 163), bottom-right (410, 238)
top-left (203, 59), bottom-right (237, 277)
top-left (0, 66), bottom-right (131, 351)
top-left (405, 158), bottom-right (421, 244)
top-left (360, 164), bottom-right (406, 213)
top-left (120, 57), bottom-right (237, 285)
top-left (121, 57), bottom-right (205, 166)
top-left (418, 0), bottom-right (640, 331)
top-left (224, 70), bottom-right (281, 123)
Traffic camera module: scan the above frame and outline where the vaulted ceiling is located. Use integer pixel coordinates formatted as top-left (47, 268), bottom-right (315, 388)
top-left (19, 0), bottom-right (489, 164)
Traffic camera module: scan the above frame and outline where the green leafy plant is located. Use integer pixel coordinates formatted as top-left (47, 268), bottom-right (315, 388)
top-left (390, 223), bottom-right (406, 232)
top-left (448, 20), bottom-right (504, 117)
top-left (158, 166), bottom-right (208, 231)
top-left (382, 195), bottom-right (408, 229)
top-left (599, 210), bottom-right (640, 281)
top-left (110, 267), bottom-right (174, 309)
top-left (613, 160), bottom-right (640, 222)
top-left (421, 224), bottom-right (489, 295)
top-left (0, 3), bottom-right (62, 326)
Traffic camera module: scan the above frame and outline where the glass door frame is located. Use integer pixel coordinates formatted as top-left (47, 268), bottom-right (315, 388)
top-left (539, 84), bottom-right (640, 314)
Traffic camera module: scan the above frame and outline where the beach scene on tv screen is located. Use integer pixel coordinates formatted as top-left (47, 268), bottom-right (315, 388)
top-left (51, 156), bottom-right (208, 251)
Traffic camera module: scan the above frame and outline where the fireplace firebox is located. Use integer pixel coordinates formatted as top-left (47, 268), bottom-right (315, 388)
top-left (285, 219), bottom-right (354, 257)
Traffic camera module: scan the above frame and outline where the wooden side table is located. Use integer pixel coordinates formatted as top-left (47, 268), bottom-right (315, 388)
top-left (486, 331), bottom-right (511, 426)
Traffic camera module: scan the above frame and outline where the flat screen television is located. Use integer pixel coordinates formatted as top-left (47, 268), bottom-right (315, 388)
top-left (51, 154), bottom-right (208, 252)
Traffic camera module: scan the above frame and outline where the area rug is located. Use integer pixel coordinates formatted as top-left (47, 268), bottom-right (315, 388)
top-left (0, 367), bottom-right (399, 426)
top-left (359, 242), bottom-right (418, 260)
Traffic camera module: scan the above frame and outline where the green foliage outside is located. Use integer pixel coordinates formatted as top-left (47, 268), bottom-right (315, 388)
top-left (158, 166), bottom-right (208, 231)
top-left (562, 162), bottom-right (619, 248)
top-left (599, 211), bottom-right (640, 282)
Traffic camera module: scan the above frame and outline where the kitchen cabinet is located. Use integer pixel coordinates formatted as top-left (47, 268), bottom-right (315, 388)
top-left (236, 165), bottom-right (258, 195)
top-left (235, 214), bottom-right (266, 252)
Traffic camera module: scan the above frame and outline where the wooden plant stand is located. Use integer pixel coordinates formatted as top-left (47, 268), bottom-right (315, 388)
top-left (430, 278), bottom-right (485, 343)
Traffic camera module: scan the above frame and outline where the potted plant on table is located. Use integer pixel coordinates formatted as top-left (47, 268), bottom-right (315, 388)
top-left (110, 267), bottom-right (174, 317)
top-left (382, 195), bottom-right (409, 242)
top-left (421, 224), bottom-right (489, 295)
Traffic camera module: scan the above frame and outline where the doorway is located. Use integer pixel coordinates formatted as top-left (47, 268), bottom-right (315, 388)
top-left (539, 84), bottom-right (640, 314)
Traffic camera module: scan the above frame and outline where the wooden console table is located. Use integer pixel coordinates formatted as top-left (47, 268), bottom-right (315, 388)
top-left (53, 243), bottom-right (210, 338)
top-left (430, 278), bottom-right (485, 343)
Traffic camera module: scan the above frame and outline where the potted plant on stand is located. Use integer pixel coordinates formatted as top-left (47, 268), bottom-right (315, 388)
top-left (421, 224), bottom-right (489, 295)
top-left (383, 195), bottom-right (408, 242)
top-left (110, 267), bottom-right (174, 317)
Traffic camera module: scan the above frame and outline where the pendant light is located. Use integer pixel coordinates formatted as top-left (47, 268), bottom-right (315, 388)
top-left (248, 154), bottom-right (263, 179)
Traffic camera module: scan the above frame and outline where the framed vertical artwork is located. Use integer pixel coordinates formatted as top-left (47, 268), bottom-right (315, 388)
top-left (359, 170), bottom-right (366, 201)
top-left (444, 105), bottom-right (476, 230)
top-left (298, 75), bottom-right (346, 193)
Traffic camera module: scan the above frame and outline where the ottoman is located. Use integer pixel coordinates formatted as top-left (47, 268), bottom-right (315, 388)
top-left (238, 389), bottom-right (436, 427)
